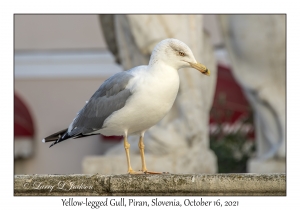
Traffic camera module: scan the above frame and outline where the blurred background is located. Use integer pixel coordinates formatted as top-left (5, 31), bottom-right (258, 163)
top-left (14, 14), bottom-right (285, 175)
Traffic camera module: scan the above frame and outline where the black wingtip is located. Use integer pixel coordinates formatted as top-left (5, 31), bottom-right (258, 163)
top-left (48, 132), bottom-right (71, 148)
top-left (49, 142), bottom-right (56, 148)
top-left (49, 139), bottom-right (60, 148)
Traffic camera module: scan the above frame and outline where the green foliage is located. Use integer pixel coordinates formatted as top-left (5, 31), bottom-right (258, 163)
top-left (210, 133), bottom-right (256, 173)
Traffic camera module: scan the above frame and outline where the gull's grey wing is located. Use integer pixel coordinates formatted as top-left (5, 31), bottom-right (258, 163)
top-left (68, 71), bottom-right (134, 136)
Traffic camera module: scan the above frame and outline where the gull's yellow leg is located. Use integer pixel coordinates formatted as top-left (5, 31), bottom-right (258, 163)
top-left (138, 134), bottom-right (147, 172)
top-left (138, 133), bottom-right (162, 174)
top-left (124, 134), bottom-right (143, 174)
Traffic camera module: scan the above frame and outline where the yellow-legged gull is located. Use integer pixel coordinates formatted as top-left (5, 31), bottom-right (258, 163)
top-left (43, 38), bottom-right (210, 174)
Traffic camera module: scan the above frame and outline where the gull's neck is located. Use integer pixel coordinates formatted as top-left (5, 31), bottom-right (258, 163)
top-left (148, 48), bottom-right (160, 67)
top-left (147, 60), bottom-right (179, 82)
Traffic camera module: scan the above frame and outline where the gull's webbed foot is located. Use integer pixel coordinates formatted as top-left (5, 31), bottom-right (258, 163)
top-left (128, 169), bottom-right (145, 175)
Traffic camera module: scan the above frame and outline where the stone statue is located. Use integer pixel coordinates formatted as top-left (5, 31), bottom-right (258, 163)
top-left (219, 15), bottom-right (286, 173)
top-left (83, 15), bottom-right (218, 174)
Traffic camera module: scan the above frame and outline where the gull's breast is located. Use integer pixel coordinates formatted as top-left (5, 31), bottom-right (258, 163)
top-left (99, 66), bottom-right (180, 136)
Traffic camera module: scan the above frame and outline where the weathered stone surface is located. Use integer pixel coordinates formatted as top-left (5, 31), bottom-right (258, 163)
top-left (14, 174), bottom-right (286, 196)
top-left (14, 174), bottom-right (110, 196)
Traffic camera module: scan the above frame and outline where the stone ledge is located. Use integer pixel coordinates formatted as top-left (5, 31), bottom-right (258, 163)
top-left (14, 173), bottom-right (286, 196)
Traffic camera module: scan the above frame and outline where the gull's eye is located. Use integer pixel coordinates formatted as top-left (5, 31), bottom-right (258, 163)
top-left (179, 51), bottom-right (185, 56)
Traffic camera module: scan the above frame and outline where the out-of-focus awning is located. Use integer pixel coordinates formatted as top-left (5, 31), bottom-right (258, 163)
top-left (14, 93), bottom-right (34, 158)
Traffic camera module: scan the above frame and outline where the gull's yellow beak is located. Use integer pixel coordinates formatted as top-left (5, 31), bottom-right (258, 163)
top-left (189, 62), bottom-right (210, 76)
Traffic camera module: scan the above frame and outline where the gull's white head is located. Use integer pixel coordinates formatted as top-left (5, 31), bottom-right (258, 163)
top-left (149, 38), bottom-right (210, 76)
